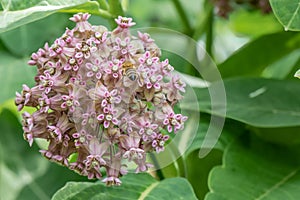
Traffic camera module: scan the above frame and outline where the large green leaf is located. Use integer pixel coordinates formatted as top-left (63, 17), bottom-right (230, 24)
top-left (183, 78), bottom-right (300, 127)
top-left (205, 134), bottom-right (300, 200)
top-left (0, 13), bottom-right (72, 57)
top-left (185, 118), bottom-right (244, 156)
top-left (0, 51), bottom-right (36, 103)
top-left (218, 32), bottom-right (300, 78)
top-left (0, 0), bottom-right (105, 33)
top-left (186, 149), bottom-right (222, 200)
top-left (183, 118), bottom-right (244, 200)
top-left (52, 173), bottom-right (197, 200)
top-left (0, 109), bottom-right (91, 200)
top-left (270, 0), bottom-right (300, 31)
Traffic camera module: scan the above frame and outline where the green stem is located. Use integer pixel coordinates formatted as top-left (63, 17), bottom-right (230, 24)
top-left (205, 7), bottom-right (214, 58)
top-left (171, 0), bottom-right (193, 36)
top-left (98, 9), bottom-right (113, 19)
top-left (108, 0), bottom-right (125, 28)
top-left (149, 154), bottom-right (165, 181)
top-left (97, 0), bottom-right (109, 10)
top-left (182, 0), bottom-right (214, 76)
top-left (192, 1), bottom-right (213, 40)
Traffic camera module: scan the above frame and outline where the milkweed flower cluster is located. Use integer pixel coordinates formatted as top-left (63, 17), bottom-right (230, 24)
top-left (15, 13), bottom-right (187, 186)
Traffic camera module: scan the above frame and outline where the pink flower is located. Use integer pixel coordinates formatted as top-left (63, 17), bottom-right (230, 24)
top-left (16, 13), bottom-right (188, 185)
top-left (85, 60), bottom-right (102, 79)
top-left (83, 139), bottom-right (109, 178)
top-left (69, 13), bottom-right (92, 32)
top-left (47, 113), bottom-right (73, 142)
top-left (15, 84), bottom-right (41, 111)
top-left (164, 74), bottom-right (186, 101)
top-left (152, 133), bottom-right (170, 153)
top-left (115, 16), bottom-right (136, 28)
top-left (139, 51), bottom-right (159, 68)
top-left (113, 37), bottom-right (134, 58)
top-left (97, 105), bottom-right (119, 128)
top-left (138, 31), bottom-right (154, 43)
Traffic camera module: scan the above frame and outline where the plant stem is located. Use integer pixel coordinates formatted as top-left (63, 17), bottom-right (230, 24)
top-left (97, 0), bottom-right (109, 10)
top-left (182, 0), bottom-right (214, 76)
top-left (149, 154), bottom-right (165, 181)
top-left (192, 1), bottom-right (213, 40)
top-left (98, 9), bottom-right (113, 19)
top-left (205, 7), bottom-right (214, 58)
top-left (108, 0), bottom-right (125, 29)
top-left (171, 0), bottom-right (193, 36)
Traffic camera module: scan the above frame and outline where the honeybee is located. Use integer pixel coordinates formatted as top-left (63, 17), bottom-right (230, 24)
top-left (122, 61), bottom-right (138, 82)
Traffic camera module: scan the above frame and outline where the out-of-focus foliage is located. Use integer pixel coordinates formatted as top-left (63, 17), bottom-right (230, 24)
top-left (1, 0), bottom-right (300, 200)
top-left (0, 109), bottom-right (92, 200)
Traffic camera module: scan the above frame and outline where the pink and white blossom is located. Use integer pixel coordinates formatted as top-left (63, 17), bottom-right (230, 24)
top-left (15, 13), bottom-right (187, 186)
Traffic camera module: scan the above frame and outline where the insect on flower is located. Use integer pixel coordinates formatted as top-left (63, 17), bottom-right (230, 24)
top-left (16, 13), bottom-right (188, 186)
top-left (122, 60), bottom-right (138, 82)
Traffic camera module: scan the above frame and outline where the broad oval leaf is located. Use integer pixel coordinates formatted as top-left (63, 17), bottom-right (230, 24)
top-left (218, 32), bottom-right (300, 78)
top-left (52, 173), bottom-right (197, 200)
top-left (0, 0), bottom-right (102, 33)
top-left (182, 78), bottom-right (300, 127)
top-left (205, 134), bottom-right (300, 200)
top-left (0, 13), bottom-right (72, 57)
top-left (270, 0), bottom-right (300, 31)
top-left (186, 149), bottom-right (222, 200)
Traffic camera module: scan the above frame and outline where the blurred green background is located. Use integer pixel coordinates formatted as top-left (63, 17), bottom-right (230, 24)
top-left (1, 0), bottom-right (300, 199)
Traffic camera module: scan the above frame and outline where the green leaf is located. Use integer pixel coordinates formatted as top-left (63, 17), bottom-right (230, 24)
top-left (250, 126), bottom-right (300, 145)
top-left (186, 149), bottom-right (222, 200)
top-left (0, 13), bottom-right (73, 57)
top-left (218, 32), bottom-right (300, 78)
top-left (270, 0), bottom-right (300, 31)
top-left (182, 118), bottom-right (244, 200)
top-left (185, 118), bottom-right (244, 156)
top-left (182, 78), bottom-right (300, 127)
top-left (0, 0), bottom-right (106, 33)
top-left (262, 49), bottom-right (300, 80)
top-left (0, 51), bottom-right (36, 103)
top-left (52, 173), bottom-right (198, 200)
top-left (205, 134), bottom-right (300, 200)
top-left (16, 163), bottom-right (91, 200)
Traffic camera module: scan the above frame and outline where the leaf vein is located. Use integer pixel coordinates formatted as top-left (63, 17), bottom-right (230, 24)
top-left (286, 1), bottom-right (300, 30)
top-left (255, 168), bottom-right (300, 200)
top-left (138, 181), bottom-right (159, 200)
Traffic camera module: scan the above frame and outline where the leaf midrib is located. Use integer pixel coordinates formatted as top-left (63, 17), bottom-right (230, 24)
top-left (138, 182), bottom-right (159, 200)
top-left (255, 168), bottom-right (300, 200)
top-left (285, 0), bottom-right (300, 30)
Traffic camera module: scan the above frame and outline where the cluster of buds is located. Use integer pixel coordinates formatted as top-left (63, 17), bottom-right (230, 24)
top-left (212, 0), bottom-right (272, 18)
top-left (15, 13), bottom-right (187, 185)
